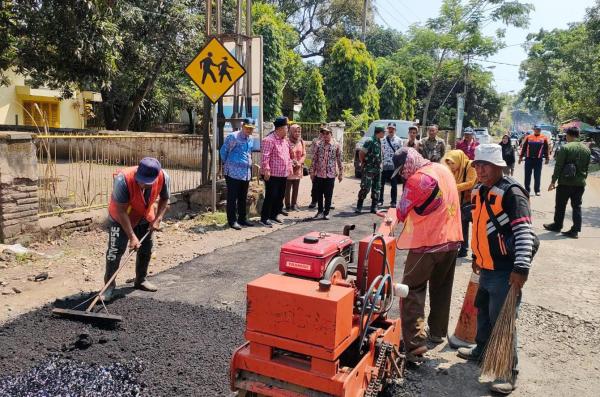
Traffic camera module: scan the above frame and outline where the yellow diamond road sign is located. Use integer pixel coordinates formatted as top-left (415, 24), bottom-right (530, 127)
top-left (185, 37), bottom-right (246, 104)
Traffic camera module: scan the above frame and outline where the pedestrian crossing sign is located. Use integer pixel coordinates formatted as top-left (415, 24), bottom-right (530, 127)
top-left (185, 37), bottom-right (246, 104)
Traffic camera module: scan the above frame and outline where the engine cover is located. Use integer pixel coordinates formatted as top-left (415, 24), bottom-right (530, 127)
top-left (279, 232), bottom-right (352, 279)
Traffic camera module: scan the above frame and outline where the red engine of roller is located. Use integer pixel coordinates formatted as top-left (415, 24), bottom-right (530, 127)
top-left (279, 232), bottom-right (353, 279)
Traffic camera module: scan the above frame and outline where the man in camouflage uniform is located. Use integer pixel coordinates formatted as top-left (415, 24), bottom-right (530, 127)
top-left (355, 126), bottom-right (384, 213)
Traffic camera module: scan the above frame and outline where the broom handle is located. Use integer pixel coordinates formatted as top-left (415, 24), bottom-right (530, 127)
top-left (86, 231), bottom-right (151, 312)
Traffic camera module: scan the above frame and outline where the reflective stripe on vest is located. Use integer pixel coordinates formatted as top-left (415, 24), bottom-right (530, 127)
top-left (396, 163), bottom-right (463, 250)
top-left (108, 167), bottom-right (165, 228)
top-left (471, 184), bottom-right (511, 270)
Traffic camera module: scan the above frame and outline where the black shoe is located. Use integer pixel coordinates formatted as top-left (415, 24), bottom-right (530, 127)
top-left (457, 347), bottom-right (481, 362)
top-left (308, 202), bottom-right (316, 209)
top-left (313, 212), bottom-right (323, 219)
top-left (561, 230), bottom-right (578, 239)
top-left (270, 217), bottom-right (284, 224)
top-left (229, 222), bottom-right (242, 230)
top-left (377, 201), bottom-right (383, 207)
top-left (259, 219), bottom-right (273, 228)
top-left (292, 205), bottom-right (301, 211)
top-left (457, 250), bottom-right (468, 258)
top-left (370, 205), bottom-right (377, 214)
top-left (390, 203), bottom-right (396, 208)
top-left (329, 205), bottom-right (335, 210)
top-left (355, 200), bottom-right (363, 214)
top-left (280, 209), bottom-right (289, 216)
top-left (543, 223), bottom-right (561, 232)
top-left (238, 220), bottom-right (254, 227)
top-left (322, 213), bottom-right (330, 220)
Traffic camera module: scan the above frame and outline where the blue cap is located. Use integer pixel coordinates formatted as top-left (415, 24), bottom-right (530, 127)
top-left (242, 118), bottom-right (256, 128)
top-left (135, 157), bottom-right (161, 185)
top-left (274, 116), bottom-right (289, 128)
top-left (533, 124), bottom-right (541, 130)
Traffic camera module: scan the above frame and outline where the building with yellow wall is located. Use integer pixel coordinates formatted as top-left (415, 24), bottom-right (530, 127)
top-left (0, 69), bottom-right (101, 129)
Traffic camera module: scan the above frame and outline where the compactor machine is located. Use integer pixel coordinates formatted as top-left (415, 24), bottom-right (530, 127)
top-left (230, 209), bottom-right (408, 396)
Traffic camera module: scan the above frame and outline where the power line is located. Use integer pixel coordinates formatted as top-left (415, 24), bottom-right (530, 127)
top-left (396, 0), bottom-right (421, 22)
top-left (373, 7), bottom-right (394, 30)
top-left (471, 58), bottom-right (521, 67)
top-left (377, 0), bottom-right (412, 26)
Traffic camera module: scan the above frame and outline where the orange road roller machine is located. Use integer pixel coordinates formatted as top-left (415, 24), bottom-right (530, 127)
top-left (230, 209), bottom-right (408, 396)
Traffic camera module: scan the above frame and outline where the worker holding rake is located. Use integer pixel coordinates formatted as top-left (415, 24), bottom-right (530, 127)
top-left (458, 144), bottom-right (538, 395)
top-left (103, 157), bottom-right (170, 302)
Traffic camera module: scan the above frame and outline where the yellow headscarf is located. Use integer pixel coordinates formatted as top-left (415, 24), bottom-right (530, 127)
top-left (444, 149), bottom-right (472, 183)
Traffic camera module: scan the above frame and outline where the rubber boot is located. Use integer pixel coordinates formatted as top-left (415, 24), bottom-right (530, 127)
top-left (355, 199), bottom-right (364, 214)
top-left (134, 248), bottom-right (158, 292)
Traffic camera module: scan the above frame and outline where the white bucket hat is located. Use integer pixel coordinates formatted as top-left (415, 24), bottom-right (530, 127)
top-left (473, 144), bottom-right (507, 167)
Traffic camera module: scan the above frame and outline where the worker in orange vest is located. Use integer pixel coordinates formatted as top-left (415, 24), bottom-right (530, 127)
top-left (103, 157), bottom-right (170, 301)
top-left (392, 147), bottom-right (463, 362)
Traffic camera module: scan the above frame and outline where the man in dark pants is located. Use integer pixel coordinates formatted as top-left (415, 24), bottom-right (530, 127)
top-left (260, 116), bottom-right (292, 227)
top-left (543, 126), bottom-right (591, 239)
top-left (308, 129), bottom-right (324, 209)
top-left (104, 157), bottom-right (170, 301)
top-left (519, 125), bottom-right (549, 195)
top-left (220, 118), bottom-right (256, 230)
top-left (355, 126), bottom-right (384, 213)
top-left (379, 122), bottom-right (403, 207)
top-left (458, 144), bottom-right (536, 395)
top-left (309, 127), bottom-right (343, 220)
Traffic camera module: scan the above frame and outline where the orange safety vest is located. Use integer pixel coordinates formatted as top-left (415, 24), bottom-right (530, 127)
top-left (396, 163), bottom-right (463, 250)
top-left (471, 178), bottom-right (526, 271)
top-left (108, 167), bottom-right (165, 228)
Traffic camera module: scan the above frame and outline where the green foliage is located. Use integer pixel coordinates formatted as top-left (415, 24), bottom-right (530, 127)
top-left (0, 0), bottom-right (16, 85)
top-left (299, 69), bottom-right (327, 122)
top-left (341, 109), bottom-right (369, 133)
top-left (379, 75), bottom-right (407, 120)
top-left (11, 0), bottom-right (203, 130)
top-left (264, 0), bottom-right (369, 57)
top-left (520, 7), bottom-right (600, 125)
top-left (254, 3), bottom-right (298, 121)
top-left (322, 38), bottom-right (379, 121)
top-left (365, 26), bottom-right (406, 58)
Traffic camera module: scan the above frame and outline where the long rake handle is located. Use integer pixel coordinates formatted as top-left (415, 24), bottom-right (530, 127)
top-left (86, 231), bottom-right (151, 312)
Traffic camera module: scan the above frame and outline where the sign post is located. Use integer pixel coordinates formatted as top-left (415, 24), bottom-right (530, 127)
top-left (185, 37), bottom-right (247, 212)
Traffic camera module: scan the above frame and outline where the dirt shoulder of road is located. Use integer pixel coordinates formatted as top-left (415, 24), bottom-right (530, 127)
top-left (0, 176), bottom-right (362, 325)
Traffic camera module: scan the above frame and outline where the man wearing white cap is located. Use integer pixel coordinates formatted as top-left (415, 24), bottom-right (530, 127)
top-left (458, 144), bottom-right (538, 395)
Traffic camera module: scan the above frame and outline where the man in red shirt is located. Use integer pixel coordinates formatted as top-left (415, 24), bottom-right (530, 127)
top-left (519, 125), bottom-right (550, 195)
top-left (455, 127), bottom-right (479, 160)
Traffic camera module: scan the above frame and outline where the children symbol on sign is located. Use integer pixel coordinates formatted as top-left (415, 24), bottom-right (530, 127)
top-left (218, 57), bottom-right (234, 83)
top-left (200, 52), bottom-right (217, 84)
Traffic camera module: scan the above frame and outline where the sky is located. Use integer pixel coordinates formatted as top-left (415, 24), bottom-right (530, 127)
top-left (373, 0), bottom-right (594, 93)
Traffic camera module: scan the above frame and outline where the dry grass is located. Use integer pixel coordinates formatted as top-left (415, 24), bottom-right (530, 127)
top-left (481, 285), bottom-right (519, 381)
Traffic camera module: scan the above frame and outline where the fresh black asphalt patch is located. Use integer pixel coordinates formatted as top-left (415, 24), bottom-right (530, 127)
top-left (0, 212), bottom-right (399, 396)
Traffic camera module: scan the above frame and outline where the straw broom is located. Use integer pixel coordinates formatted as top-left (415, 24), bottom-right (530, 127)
top-left (480, 285), bottom-right (519, 381)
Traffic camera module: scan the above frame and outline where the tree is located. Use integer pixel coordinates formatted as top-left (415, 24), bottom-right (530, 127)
top-left (365, 26), bottom-right (406, 58)
top-left (322, 38), bottom-right (379, 121)
top-left (253, 3), bottom-right (299, 120)
top-left (0, 0), bottom-right (16, 85)
top-left (260, 0), bottom-right (370, 57)
top-left (519, 16), bottom-right (600, 124)
top-left (299, 68), bottom-right (327, 122)
top-left (379, 75), bottom-right (407, 119)
top-left (11, 0), bottom-right (203, 131)
top-left (414, 0), bottom-right (533, 128)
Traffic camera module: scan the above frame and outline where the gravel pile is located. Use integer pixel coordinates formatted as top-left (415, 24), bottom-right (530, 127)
top-left (0, 356), bottom-right (143, 396)
top-left (0, 296), bottom-right (245, 396)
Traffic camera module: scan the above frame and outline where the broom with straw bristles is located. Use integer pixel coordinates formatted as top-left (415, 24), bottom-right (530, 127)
top-left (480, 284), bottom-right (520, 381)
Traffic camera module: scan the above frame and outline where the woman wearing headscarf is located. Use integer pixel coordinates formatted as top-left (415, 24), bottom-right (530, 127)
top-left (391, 147), bottom-right (463, 362)
top-left (443, 150), bottom-right (478, 258)
top-left (285, 124), bottom-right (306, 211)
top-left (500, 134), bottom-right (516, 176)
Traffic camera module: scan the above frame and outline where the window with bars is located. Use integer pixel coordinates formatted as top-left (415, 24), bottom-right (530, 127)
top-left (22, 101), bottom-right (60, 128)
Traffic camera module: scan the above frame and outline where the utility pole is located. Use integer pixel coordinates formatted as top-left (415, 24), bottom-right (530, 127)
top-left (456, 55), bottom-right (470, 140)
top-left (361, 0), bottom-right (368, 41)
